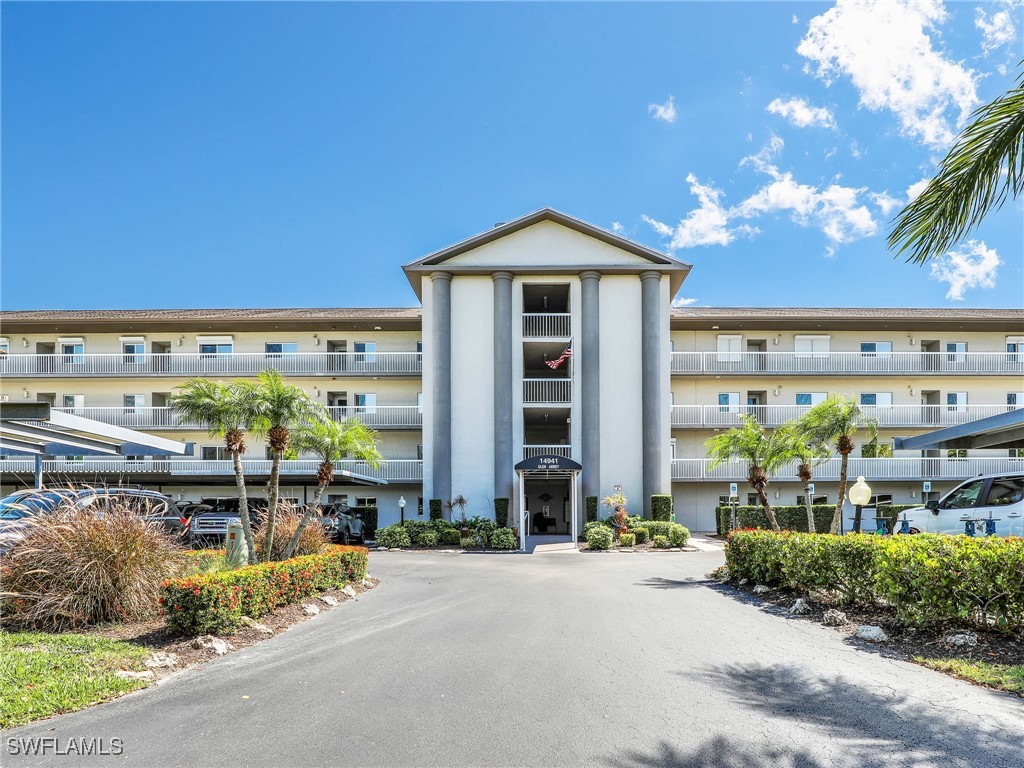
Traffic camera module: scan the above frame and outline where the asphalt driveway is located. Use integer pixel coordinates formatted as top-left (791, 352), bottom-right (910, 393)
top-left (4, 547), bottom-right (1022, 768)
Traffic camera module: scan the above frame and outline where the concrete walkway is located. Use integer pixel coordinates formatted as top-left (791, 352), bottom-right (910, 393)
top-left (4, 550), bottom-right (1021, 768)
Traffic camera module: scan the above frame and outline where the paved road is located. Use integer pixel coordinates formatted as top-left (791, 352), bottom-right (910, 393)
top-left (5, 548), bottom-right (1023, 768)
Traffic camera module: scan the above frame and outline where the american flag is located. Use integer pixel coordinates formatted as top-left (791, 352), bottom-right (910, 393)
top-left (545, 340), bottom-right (573, 370)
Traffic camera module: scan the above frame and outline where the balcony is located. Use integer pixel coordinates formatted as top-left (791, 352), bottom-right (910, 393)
top-left (523, 378), bottom-right (572, 404)
top-left (670, 457), bottom-right (1024, 482)
top-left (671, 404), bottom-right (1022, 429)
top-left (522, 444), bottom-right (573, 459)
top-left (51, 405), bottom-right (424, 430)
top-left (0, 458), bottom-right (424, 483)
top-left (671, 351), bottom-right (1024, 376)
top-left (0, 351), bottom-right (423, 378)
top-left (522, 313), bottom-right (571, 338)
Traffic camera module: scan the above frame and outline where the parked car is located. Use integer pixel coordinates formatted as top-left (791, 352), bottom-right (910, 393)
top-left (313, 503), bottom-right (366, 545)
top-left (897, 473), bottom-right (1024, 537)
top-left (0, 487), bottom-right (186, 552)
top-left (188, 497), bottom-right (268, 548)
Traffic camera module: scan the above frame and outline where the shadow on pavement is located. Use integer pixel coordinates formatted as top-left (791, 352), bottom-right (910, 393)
top-left (635, 576), bottom-right (714, 590)
top-left (603, 736), bottom-right (833, 768)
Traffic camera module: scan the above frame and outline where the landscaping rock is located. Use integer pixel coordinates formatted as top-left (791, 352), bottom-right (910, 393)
top-left (192, 635), bottom-right (233, 655)
top-left (375, 546), bottom-right (388, 551)
top-left (944, 631), bottom-right (979, 648)
top-left (361, 579), bottom-right (374, 588)
top-left (752, 584), bottom-right (770, 595)
top-left (822, 609), bottom-right (848, 626)
top-left (144, 652), bottom-right (179, 669)
top-left (341, 585), bottom-right (358, 599)
top-left (239, 616), bottom-right (274, 635)
top-left (115, 670), bottom-right (154, 681)
top-left (807, 589), bottom-right (832, 604)
top-left (738, 578), bottom-right (749, 586)
top-left (302, 604), bottom-right (320, 616)
top-left (319, 595), bottom-right (340, 607)
top-left (789, 598), bottom-right (811, 615)
top-left (855, 625), bottom-right (889, 643)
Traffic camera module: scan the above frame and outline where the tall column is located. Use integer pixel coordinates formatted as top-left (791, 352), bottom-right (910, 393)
top-left (493, 271), bottom-right (514, 502)
top-left (580, 270), bottom-right (601, 505)
top-left (431, 271), bottom-right (453, 504)
top-left (640, 271), bottom-right (663, 517)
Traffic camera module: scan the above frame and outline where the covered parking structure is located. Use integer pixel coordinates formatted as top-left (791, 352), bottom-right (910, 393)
top-left (894, 409), bottom-right (1024, 453)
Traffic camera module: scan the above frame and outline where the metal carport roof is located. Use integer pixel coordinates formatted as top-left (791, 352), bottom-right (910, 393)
top-left (894, 409), bottom-right (1024, 452)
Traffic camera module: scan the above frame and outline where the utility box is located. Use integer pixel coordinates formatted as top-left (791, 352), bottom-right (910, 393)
top-left (225, 518), bottom-right (248, 568)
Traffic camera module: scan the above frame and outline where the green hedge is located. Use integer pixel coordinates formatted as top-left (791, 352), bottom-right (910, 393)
top-left (725, 530), bottom-right (1024, 629)
top-left (489, 527), bottom-right (517, 550)
top-left (632, 528), bottom-right (648, 545)
top-left (586, 527), bottom-right (613, 551)
top-left (161, 546), bottom-right (368, 634)
top-left (416, 531), bottom-right (438, 547)
top-left (376, 525), bottom-right (411, 548)
top-left (653, 535), bottom-right (670, 549)
top-left (586, 496), bottom-right (598, 523)
top-left (619, 532), bottom-right (636, 547)
top-left (439, 528), bottom-right (461, 546)
top-left (651, 495), bottom-right (673, 522)
top-left (429, 499), bottom-right (443, 521)
top-left (715, 504), bottom-right (921, 536)
top-left (494, 498), bottom-right (509, 529)
top-left (350, 506), bottom-right (378, 538)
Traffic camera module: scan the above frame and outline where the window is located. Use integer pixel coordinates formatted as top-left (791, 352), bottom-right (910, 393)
top-left (716, 335), bottom-right (741, 363)
top-left (861, 442), bottom-right (893, 458)
top-left (867, 493), bottom-right (893, 507)
top-left (328, 494), bottom-right (349, 506)
top-left (201, 446), bottom-right (230, 461)
top-left (355, 497), bottom-right (376, 508)
top-left (1010, 448), bottom-right (1023, 459)
top-left (796, 393), bottom-right (826, 406)
top-left (61, 342), bottom-right (85, 364)
top-left (1008, 393), bottom-right (1024, 409)
top-left (796, 495), bottom-right (829, 506)
top-left (265, 342), bottom-right (298, 357)
top-left (942, 479), bottom-right (984, 509)
top-left (947, 449), bottom-right (967, 459)
top-left (354, 393), bottom-right (377, 414)
top-left (946, 342), bottom-right (967, 363)
top-left (62, 394), bottom-right (84, 409)
top-left (416, 341), bottom-right (423, 361)
top-left (718, 393), bottom-right (740, 413)
top-left (747, 494), bottom-right (759, 506)
top-left (124, 394), bottom-right (145, 412)
top-left (1006, 337), bottom-right (1023, 362)
top-left (860, 341), bottom-right (892, 357)
top-left (417, 497), bottom-right (424, 516)
top-left (947, 392), bottom-right (968, 412)
top-left (417, 392), bottom-right (423, 413)
top-left (354, 342), bottom-right (377, 363)
top-left (416, 444), bottom-right (423, 460)
top-left (859, 392), bottom-right (892, 407)
top-left (199, 343), bottom-right (232, 356)
top-left (0, 338), bottom-right (8, 355)
top-left (122, 340), bottom-right (145, 365)
top-left (670, 438), bottom-right (677, 460)
top-left (984, 477), bottom-right (1024, 507)
top-left (795, 335), bottom-right (830, 357)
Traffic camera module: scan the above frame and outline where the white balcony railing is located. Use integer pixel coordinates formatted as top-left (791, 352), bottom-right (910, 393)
top-left (0, 458), bottom-right (423, 482)
top-left (522, 445), bottom-right (573, 459)
top-left (51, 405), bottom-right (423, 430)
top-left (0, 351), bottom-right (422, 377)
top-left (671, 351), bottom-right (1024, 376)
top-left (523, 378), bottom-right (572, 404)
top-left (670, 457), bottom-right (1024, 482)
top-left (671, 404), bottom-right (1022, 429)
top-left (522, 313), bottom-right (571, 338)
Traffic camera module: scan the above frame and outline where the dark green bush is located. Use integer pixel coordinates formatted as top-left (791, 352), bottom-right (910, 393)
top-left (668, 523), bottom-right (690, 547)
top-left (351, 506), bottom-right (378, 538)
top-left (489, 528), bottom-right (517, 550)
top-left (651, 495), bottom-right (673, 522)
top-left (619, 532), bottom-right (636, 547)
top-left (459, 536), bottom-right (476, 549)
top-left (652, 535), bottom-right (670, 549)
top-left (715, 504), bottom-right (921, 536)
top-left (586, 527), bottom-right (613, 551)
top-left (494, 498), bottom-right (509, 528)
top-left (632, 528), bottom-right (648, 545)
top-left (583, 521), bottom-right (605, 537)
top-left (429, 499), bottom-right (443, 521)
top-left (416, 531), bottom-right (438, 547)
top-left (400, 520), bottom-right (433, 539)
top-left (781, 534), bottom-right (878, 604)
top-left (725, 529), bottom-right (792, 585)
top-left (586, 496), bottom-right (598, 523)
top-left (375, 525), bottom-right (411, 548)
top-left (439, 528), bottom-right (461, 546)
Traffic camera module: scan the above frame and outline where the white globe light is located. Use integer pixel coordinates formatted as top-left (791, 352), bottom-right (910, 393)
top-left (849, 476), bottom-right (872, 506)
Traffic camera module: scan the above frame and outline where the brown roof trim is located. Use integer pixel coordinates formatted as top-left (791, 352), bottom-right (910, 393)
top-left (670, 307), bottom-right (1024, 332)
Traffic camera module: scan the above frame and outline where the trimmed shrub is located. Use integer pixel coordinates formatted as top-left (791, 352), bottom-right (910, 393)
top-left (632, 527), bottom-right (649, 545)
top-left (459, 536), bottom-right (476, 549)
top-left (490, 528), bottom-right (518, 550)
top-left (429, 498), bottom-right (443, 521)
top-left (439, 528), bottom-right (461, 546)
top-left (416, 531), bottom-right (438, 547)
top-left (350, 506), bottom-right (378, 538)
top-left (2, 504), bottom-right (186, 630)
top-left (781, 534), bottom-right (878, 604)
top-left (161, 545), bottom-right (368, 635)
top-left (652, 535), bottom-right (670, 549)
top-left (400, 520), bottom-right (433, 539)
top-left (725, 529), bottom-right (792, 585)
top-left (668, 523), bottom-right (690, 547)
top-left (583, 521), bottom-right (605, 538)
top-left (651, 495), bottom-right (673, 522)
top-left (636, 521), bottom-right (674, 538)
top-left (586, 496), bottom-right (598, 523)
top-left (619, 532), bottom-right (636, 547)
top-left (474, 519), bottom-right (497, 541)
top-left (715, 504), bottom-right (922, 536)
top-left (375, 525), bottom-right (411, 548)
top-left (586, 526), bottom-right (613, 551)
top-left (254, 509), bottom-right (329, 561)
top-left (494, 498), bottom-right (510, 529)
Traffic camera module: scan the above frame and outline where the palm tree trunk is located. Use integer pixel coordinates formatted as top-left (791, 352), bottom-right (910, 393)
top-left (803, 481), bottom-right (816, 535)
top-left (831, 452), bottom-right (851, 534)
top-left (755, 487), bottom-right (781, 531)
top-left (263, 448), bottom-right (283, 560)
top-left (282, 478), bottom-right (328, 560)
top-left (230, 448), bottom-right (258, 565)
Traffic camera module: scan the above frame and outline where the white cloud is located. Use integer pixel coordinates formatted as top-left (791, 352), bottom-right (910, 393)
top-left (797, 0), bottom-right (979, 148)
top-left (642, 174), bottom-right (758, 250)
top-left (976, 4), bottom-right (1017, 54)
top-left (906, 177), bottom-right (930, 201)
top-left (850, 140), bottom-right (863, 158)
top-left (611, 221), bottom-right (625, 235)
top-left (930, 240), bottom-right (1001, 300)
top-left (671, 295), bottom-right (699, 307)
top-left (648, 96), bottom-right (677, 123)
top-left (766, 97), bottom-right (836, 128)
top-left (870, 191), bottom-right (902, 216)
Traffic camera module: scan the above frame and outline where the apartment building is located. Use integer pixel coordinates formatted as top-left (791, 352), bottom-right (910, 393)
top-left (2, 209), bottom-right (1022, 533)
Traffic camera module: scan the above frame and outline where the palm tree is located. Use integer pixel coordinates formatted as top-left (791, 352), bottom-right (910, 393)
top-left (169, 378), bottom-right (257, 563)
top-left (704, 415), bottom-right (795, 532)
top-left (241, 369), bottom-right (317, 560)
top-left (779, 424), bottom-right (830, 534)
top-left (282, 409), bottom-right (384, 559)
top-left (889, 63), bottom-right (1024, 264)
top-left (797, 395), bottom-right (879, 534)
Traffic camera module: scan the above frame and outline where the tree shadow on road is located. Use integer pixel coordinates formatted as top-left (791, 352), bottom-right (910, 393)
top-left (635, 576), bottom-right (714, 590)
top-left (603, 735), bottom-right (833, 768)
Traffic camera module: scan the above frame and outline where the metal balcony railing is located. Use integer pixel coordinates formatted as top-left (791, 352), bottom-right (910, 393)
top-left (523, 378), bottom-right (572, 404)
top-left (670, 404), bottom-right (1022, 429)
top-left (0, 351), bottom-right (423, 377)
top-left (670, 351), bottom-right (1024, 376)
top-left (522, 445), bottom-right (572, 459)
top-left (51, 405), bottom-right (424, 430)
top-left (670, 457), bottom-right (1024, 482)
top-left (522, 313), bottom-right (571, 338)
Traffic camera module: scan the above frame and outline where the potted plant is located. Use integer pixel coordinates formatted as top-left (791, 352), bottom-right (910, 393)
top-left (602, 493), bottom-right (628, 537)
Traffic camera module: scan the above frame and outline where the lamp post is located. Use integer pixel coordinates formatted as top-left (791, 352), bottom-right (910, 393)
top-left (848, 476), bottom-right (872, 534)
top-left (399, 496), bottom-right (406, 525)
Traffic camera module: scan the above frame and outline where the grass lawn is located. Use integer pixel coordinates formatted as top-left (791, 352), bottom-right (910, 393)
top-left (914, 657), bottom-right (1024, 696)
top-left (0, 631), bottom-right (152, 728)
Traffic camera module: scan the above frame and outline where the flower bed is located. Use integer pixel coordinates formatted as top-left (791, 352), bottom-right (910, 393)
top-left (160, 545), bottom-right (368, 635)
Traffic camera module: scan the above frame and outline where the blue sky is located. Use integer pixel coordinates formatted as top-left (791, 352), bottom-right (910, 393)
top-left (2, 1), bottom-right (1022, 311)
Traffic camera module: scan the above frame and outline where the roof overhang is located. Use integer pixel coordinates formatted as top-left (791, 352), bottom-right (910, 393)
top-left (894, 409), bottom-right (1024, 451)
top-left (670, 307), bottom-right (1024, 332)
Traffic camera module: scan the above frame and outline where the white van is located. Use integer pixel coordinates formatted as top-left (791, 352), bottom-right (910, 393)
top-left (898, 473), bottom-right (1024, 538)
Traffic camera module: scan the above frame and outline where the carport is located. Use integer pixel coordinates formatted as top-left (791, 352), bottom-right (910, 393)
top-left (894, 408), bottom-right (1024, 452)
